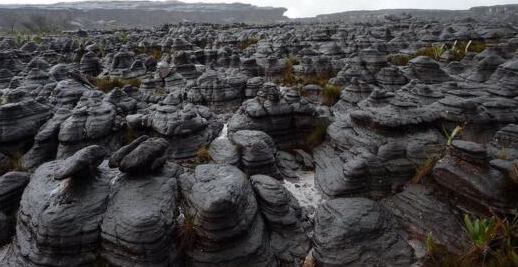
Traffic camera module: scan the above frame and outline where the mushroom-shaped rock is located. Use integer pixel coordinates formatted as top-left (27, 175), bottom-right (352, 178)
top-left (111, 136), bottom-right (169, 174)
top-left (179, 164), bottom-right (277, 267)
top-left (54, 145), bottom-right (106, 180)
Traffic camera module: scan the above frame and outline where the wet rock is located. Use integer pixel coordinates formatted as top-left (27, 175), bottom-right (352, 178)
top-left (230, 130), bottom-right (280, 178)
top-left (10, 154), bottom-right (113, 267)
top-left (179, 164), bottom-right (277, 267)
top-left (101, 162), bottom-right (183, 267)
top-left (54, 145), bottom-right (106, 180)
top-left (313, 198), bottom-right (415, 267)
top-left (250, 174), bottom-right (310, 265)
top-left (382, 184), bottom-right (470, 253)
top-left (111, 136), bottom-right (169, 174)
top-left (433, 140), bottom-right (518, 211)
top-left (0, 171), bottom-right (30, 213)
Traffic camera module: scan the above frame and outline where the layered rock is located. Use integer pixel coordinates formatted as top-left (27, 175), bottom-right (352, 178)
top-left (382, 184), bottom-right (470, 252)
top-left (230, 130), bottom-right (280, 178)
top-left (7, 145), bottom-right (113, 267)
top-left (186, 70), bottom-right (245, 112)
top-left (101, 137), bottom-right (183, 267)
top-left (433, 140), bottom-right (518, 211)
top-left (250, 174), bottom-right (310, 265)
top-left (0, 100), bottom-right (52, 154)
top-left (228, 83), bottom-right (317, 148)
top-left (405, 56), bottom-right (451, 84)
top-left (312, 198), bottom-right (415, 267)
top-left (179, 164), bottom-right (277, 267)
top-left (317, 94), bottom-right (444, 198)
top-left (126, 92), bottom-right (222, 159)
top-left (57, 91), bottom-right (121, 159)
top-left (0, 171), bottom-right (30, 213)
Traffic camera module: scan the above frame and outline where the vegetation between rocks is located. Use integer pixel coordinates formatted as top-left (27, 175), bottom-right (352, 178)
top-left (424, 213), bottom-right (518, 267)
top-left (94, 77), bottom-right (142, 93)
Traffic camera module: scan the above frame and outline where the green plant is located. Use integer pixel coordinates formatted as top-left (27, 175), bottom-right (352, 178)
top-left (465, 214), bottom-right (497, 250)
top-left (10, 151), bottom-right (25, 171)
top-left (444, 125), bottom-right (463, 146)
top-left (119, 32), bottom-right (129, 44)
top-left (278, 59), bottom-right (297, 86)
top-left (434, 44), bottom-right (446, 59)
top-left (322, 85), bottom-right (342, 106)
top-left (424, 213), bottom-right (518, 267)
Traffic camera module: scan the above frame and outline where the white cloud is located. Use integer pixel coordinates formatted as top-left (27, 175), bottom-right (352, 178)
top-left (0, 0), bottom-right (516, 17)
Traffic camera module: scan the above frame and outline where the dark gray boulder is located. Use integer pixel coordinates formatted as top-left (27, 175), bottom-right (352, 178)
top-left (179, 164), bottom-right (277, 267)
top-left (101, 162), bottom-right (184, 267)
top-left (250, 174), bottom-right (310, 265)
top-left (0, 172), bottom-right (31, 213)
top-left (313, 198), bottom-right (415, 267)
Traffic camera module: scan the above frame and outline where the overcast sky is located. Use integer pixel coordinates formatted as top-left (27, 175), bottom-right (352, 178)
top-left (0, 0), bottom-right (516, 17)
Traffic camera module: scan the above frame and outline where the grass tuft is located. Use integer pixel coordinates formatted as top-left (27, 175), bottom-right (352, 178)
top-left (322, 85), bottom-right (343, 106)
top-left (10, 151), bottom-right (25, 172)
top-left (94, 78), bottom-right (141, 93)
top-left (236, 38), bottom-right (259, 51)
top-left (303, 121), bottom-right (329, 152)
top-left (178, 202), bottom-right (198, 254)
top-left (389, 54), bottom-right (411, 66)
top-left (424, 213), bottom-right (518, 267)
top-left (195, 146), bottom-right (211, 164)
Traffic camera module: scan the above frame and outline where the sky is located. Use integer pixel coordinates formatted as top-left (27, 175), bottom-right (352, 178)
top-left (0, 0), bottom-right (516, 18)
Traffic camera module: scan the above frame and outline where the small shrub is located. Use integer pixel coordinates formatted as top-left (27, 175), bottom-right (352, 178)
top-left (322, 85), bottom-right (342, 106)
top-left (304, 121), bottom-right (329, 152)
top-left (278, 59), bottom-right (297, 86)
top-left (424, 213), bottom-right (518, 267)
top-left (415, 47), bottom-right (438, 59)
top-left (510, 162), bottom-right (518, 185)
top-left (195, 146), bottom-right (211, 164)
top-left (390, 54), bottom-right (410, 66)
top-left (178, 203), bottom-right (198, 253)
top-left (411, 156), bottom-right (440, 184)
top-left (122, 127), bottom-right (138, 144)
top-left (236, 37), bottom-right (259, 51)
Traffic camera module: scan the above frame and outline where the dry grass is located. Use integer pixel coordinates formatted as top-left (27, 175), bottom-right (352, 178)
top-left (94, 78), bottom-right (141, 93)
top-left (195, 146), bottom-right (211, 164)
top-left (390, 54), bottom-right (411, 66)
top-left (510, 162), bottom-right (518, 185)
top-left (322, 85), bottom-right (343, 106)
top-left (411, 156), bottom-right (441, 184)
top-left (303, 121), bottom-right (329, 152)
top-left (178, 203), bottom-right (198, 254)
top-left (236, 38), bottom-right (259, 51)
top-left (10, 151), bottom-right (25, 172)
